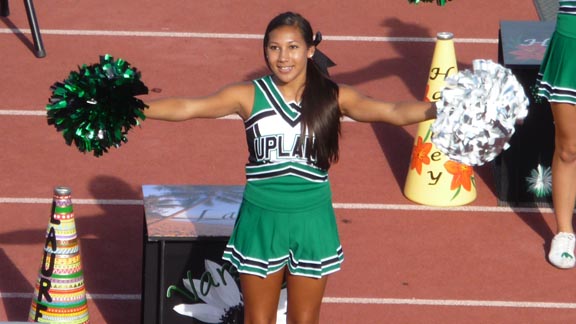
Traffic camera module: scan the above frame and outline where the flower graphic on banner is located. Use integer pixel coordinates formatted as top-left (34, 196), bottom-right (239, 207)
top-left (168, 260), bottom-right (287, 324)
top-left (526, 164), bottom-right (552, 198)
top-left (444, 160), bottom-right (475, 199)
top-left (509, 44), bottom-right (547, 62)
top-left (410, 135), bottom-right (432, 175)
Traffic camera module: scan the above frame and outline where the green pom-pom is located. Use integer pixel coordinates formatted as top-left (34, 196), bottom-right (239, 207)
top-left (47, 54), bottom-right (148, 157)
top-left (408, 0), bottom-right (450, 5)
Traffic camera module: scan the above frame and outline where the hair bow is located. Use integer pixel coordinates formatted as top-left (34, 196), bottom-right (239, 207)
top-left (311, 32), bottom-right (336, 76)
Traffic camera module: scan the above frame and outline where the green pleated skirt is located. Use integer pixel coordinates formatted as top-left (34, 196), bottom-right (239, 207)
top-left (537, 14), bottom-right (576, 104)
top-left (222, 198), bottom-right (344, 278)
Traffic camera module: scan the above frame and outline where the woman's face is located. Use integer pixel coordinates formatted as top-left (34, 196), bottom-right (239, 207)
top-left (265, 25), bottom-right (314, 87)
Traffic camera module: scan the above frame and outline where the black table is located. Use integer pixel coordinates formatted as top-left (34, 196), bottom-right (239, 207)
top-left (141, 185), bottom-right (244, 324)
top-left (494, 20), bottom-right (555, 207)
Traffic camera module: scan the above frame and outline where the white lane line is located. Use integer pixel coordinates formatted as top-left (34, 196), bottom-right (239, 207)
top-left (0, 110), bottom-right (45, 116)
top-left (332, 203), bottom-right (554, 214)
top-left (0, 110), bottom-right (357, 122)
top-left (1, 293), bottom-right (574, 309)
top-left (323, 297), bottom-right (576, 309)
top-left (0, 198), bottom-right (142, 205)
top-left (0, 197), bottom-right (553, 214)
top-left (0, 292), bottom-right (140, 300)
top-left (0, 28), bottom-right (498, 44)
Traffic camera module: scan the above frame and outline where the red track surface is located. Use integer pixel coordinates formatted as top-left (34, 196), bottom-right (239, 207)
top-left (3, 1), bottom-right (575, 323)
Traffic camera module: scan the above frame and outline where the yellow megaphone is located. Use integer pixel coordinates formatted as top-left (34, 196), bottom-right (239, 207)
top-left (403, 32), bottom-right (477, 206)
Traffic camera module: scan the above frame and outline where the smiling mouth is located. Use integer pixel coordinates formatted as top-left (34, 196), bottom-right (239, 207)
top-left (277, 66), bottom-right (293, 72)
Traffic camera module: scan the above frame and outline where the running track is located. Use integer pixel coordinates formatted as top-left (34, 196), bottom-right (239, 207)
top-left (2, 1), bottom-right (575, 323)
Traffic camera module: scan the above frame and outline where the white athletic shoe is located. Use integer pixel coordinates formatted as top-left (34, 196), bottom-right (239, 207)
top-left (548, 232), bottom-right (576, 269)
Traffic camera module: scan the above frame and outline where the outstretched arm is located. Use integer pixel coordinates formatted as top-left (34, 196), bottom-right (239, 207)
top-left (339, 85), bottom-right (436, 125)
top-left (144, 82), bottom-right (254, 121)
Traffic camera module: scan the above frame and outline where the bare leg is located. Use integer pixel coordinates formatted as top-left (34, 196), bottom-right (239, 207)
top-left (551, 102), bottom-right (576, 233)
top-left (548, 103), bottom-right (576, 268)
top-left (240, 269), bottom-right (285, 324)
top-left (285, 273), bottom-right (328, 324)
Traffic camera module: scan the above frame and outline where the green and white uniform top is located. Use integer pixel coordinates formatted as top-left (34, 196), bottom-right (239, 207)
top-left (243, 75), bottom-right (332, 211)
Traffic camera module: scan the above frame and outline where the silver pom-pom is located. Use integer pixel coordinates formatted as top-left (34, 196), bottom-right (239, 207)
top-left (431, 59), bottom-right (529, 166)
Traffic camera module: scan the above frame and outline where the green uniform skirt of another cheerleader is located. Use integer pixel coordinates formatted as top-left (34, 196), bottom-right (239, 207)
top-left (222, 198), bottom-right (344, 279)
top-left (537, 14), bottom-right (576, 104)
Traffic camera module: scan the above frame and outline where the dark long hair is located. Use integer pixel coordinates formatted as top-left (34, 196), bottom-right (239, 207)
top-left (263, 12), bottom-right (341, 170)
